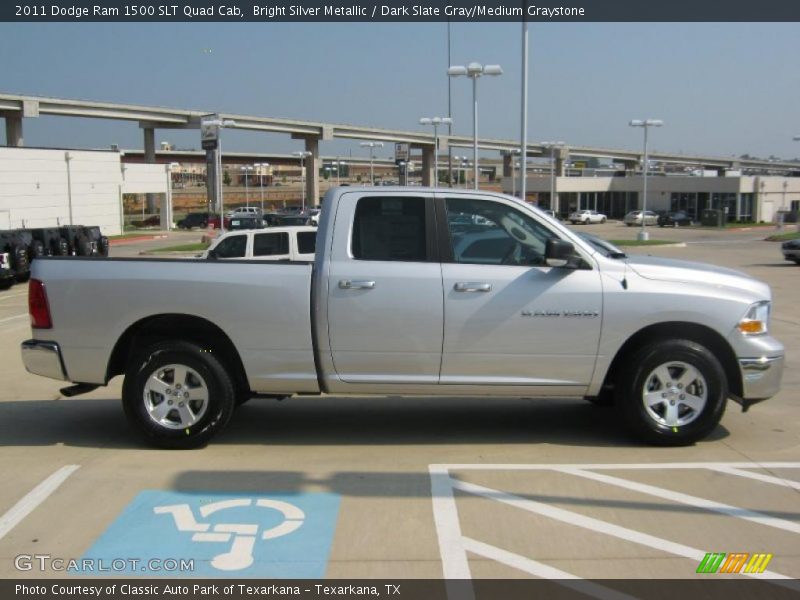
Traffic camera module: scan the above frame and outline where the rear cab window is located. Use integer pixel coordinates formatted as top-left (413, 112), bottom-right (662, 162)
top-left (253, 232), bottom-right (289, 256)
top-left (351, 196), bottom-right (430, 262)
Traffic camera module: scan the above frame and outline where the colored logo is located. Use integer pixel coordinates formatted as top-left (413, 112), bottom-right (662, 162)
top-left (696, 552), bottom-right (773, 574)
top-left (81, 491), bottom-right (340, 578)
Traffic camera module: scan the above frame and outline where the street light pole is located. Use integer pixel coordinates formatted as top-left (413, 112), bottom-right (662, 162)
top-left (448, 63), bottom-right (503, 190)
top-left (241, 165), bottom-right (253, 207)
top-left (360, 142), bottom-right (384, 185)
top-left (520, 20), bottom-right (529, 202)
top-left (629, 119), bottom-right (664, 241)
top-left (419, 117), bottom-right (452, 187)
top-left (292, 151), bottom-right (312, 211)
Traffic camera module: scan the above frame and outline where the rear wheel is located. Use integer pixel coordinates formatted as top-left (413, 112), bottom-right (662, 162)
top-left (615, 339), bottom-right (727, 446)
top-left (122, 340), bottom-right (236, 449)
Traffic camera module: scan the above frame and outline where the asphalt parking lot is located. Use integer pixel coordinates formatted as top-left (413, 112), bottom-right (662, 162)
top-left (0, 223), bottom-right (798, 586)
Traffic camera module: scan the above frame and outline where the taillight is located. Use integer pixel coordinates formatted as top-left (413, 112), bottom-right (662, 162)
top-left (29, 278), bottom-right (52, 329)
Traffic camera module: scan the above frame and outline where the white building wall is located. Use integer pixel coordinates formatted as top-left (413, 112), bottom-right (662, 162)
top-left (0, 148), bottom-right (172, 236)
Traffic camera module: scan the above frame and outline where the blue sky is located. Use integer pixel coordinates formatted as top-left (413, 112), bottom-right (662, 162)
top-left (1, 22), bottom-right (799, 160)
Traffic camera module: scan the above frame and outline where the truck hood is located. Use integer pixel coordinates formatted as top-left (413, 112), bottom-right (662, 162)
top-left (625, 255), bottom-right (770, 299)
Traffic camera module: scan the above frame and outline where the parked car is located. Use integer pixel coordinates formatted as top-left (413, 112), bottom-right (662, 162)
top-left (0, 230), bottom-right (30, 282)
top-left (658, 211), bottom-right (693, 227)
top-left (27, 228), bottom-right (69, 257)
top-left (781, 239), bottom-right (800, 264)
top-left (83, 226), bottom-right (109, 257)
top-left (274, 215), bottom-right (314, 227)
top-left (59, 226), bottom-right (94, 256)
top-left (21, 188), bottom-right (783, 449)
top-left (177, 213), bottom-right (212, 230)
top-left (568, 210), bottom-right (607, 224)
top-left (230, 207), bottom-right (261, 218)
top-left (204, 226), bottom-right (317, 262)
top-left (227, 217), bottom-right (264, 231)
top-left (623, 210), bottom-right (659, 227)
top-left (14, 230), bottom-right (46, 259)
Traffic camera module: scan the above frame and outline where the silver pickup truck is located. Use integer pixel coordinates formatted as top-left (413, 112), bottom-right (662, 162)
top-left (21, 188), bottom-right (783, 448)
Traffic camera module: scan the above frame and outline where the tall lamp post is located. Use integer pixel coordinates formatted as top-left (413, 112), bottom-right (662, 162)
top-left (541, 141), bottom-right (565, 214)
top-left (240, 165), bottom-right (253, 207)
top-left (448, 62), bottom-right (503, 190)
top-left (254, 163), bottom-right (268, 213)
top-left (629, 119), bottom-right (663, 241)
top-left (360, 142), bottom-right (384, 185)
top-left (292, 151), bottom-right (312, 211)
top-left (419, 117), bottom-right (452, 187)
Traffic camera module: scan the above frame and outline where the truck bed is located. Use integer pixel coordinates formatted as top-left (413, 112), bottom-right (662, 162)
top-left (29, 257), bottom-right (319, 394)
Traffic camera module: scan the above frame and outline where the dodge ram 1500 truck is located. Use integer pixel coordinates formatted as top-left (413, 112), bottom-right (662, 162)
top-left (21, 188), bottom-right (784, 449)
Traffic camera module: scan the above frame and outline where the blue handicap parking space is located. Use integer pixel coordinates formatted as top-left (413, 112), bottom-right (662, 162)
top-left (80, 491), bottom-right (340, 578)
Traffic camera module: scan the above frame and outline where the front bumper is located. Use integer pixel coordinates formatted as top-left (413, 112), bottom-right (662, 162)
top-left (21, 339), bottom-right (68, 381)
top-left (734, 355), bottom-right (784, 410)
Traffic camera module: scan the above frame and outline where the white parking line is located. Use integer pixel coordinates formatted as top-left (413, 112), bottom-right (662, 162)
top-left (0, 292), bottom-right (27, 302)
top-left (430, 462), bottom-right (800, 591)
top-left (0, 313), bottom-right (27, 325)
top-left (0, 465), bottom-right (80, 540)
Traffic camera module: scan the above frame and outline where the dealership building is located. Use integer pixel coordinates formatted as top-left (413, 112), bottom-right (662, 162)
top-left (505, 167), bottom-right (800, 224)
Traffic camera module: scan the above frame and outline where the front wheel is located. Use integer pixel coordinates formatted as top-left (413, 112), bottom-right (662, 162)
top-left (122, 340), bottom-right (236, 449)
top-left (615, 339), bottom-right (727, 446)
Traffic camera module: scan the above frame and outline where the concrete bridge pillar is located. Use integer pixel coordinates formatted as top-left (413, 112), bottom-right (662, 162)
top-left (143, 127), bottom-right (158, 213)
top-left (421, 146), bottom-right (435, 187)
top-left (304, 136), bottom-right (320, 208)
top-left (502, 153), bottom-right (513, 178)
top-left (5, 116), bottom-right (23, 146)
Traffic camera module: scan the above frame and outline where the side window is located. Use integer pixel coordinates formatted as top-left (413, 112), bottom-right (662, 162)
top-left (253, 232), bottom-right (289, 256)
top-left (352, 196), bottom-right (427, 262)
top-left (214, 235), bottom-right (247, 258)
top-left (446, 197), bottom-right (556, 266)
top-left (297, 231), bottom-right (317, 255)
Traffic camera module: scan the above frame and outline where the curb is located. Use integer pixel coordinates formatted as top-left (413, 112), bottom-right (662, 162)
top-left (110, 234), bottom-right (168, 246)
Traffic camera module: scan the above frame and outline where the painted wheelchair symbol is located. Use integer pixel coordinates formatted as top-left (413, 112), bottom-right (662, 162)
top-left (154, 498), bottom-right (305, 571)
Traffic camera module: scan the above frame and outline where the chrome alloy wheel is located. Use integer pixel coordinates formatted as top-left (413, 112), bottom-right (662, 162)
top-left (642, 361), bottom-right (708, 427)
top-left (143, 363), bottom-right (209, 429)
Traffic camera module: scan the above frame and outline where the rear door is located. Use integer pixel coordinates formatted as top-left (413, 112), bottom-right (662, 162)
top-left (326, 193), bottom-right (443, 384)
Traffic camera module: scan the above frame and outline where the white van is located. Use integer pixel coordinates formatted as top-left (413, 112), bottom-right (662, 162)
top-left (203, 226), bottom-right (316, 262)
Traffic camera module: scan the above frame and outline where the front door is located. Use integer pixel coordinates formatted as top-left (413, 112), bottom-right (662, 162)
top-left (438, 195), bottom-right (602, 393)
top-left (326, 193), bottom-right (443, 384)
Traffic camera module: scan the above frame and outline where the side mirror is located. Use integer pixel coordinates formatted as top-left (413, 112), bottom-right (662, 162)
top-left (206, 249), bottom-right (218, 260)
top-left (545, 238), bottom-right (574, 268)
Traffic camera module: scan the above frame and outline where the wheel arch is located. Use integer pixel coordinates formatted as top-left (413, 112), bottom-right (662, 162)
top-left (602, 321), bottom-right (742, 399)
top-left (106, 313), bottom-right (250, 397)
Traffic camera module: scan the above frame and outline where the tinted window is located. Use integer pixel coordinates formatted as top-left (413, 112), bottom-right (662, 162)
top-left (297, 231), bottom-right (317, 255)
top-left (446, 197), bottom-right (556, 266)
top-left (352, 196), bottom-right (427, 262)
top-left (253, 232), bottom-right (289, 256)
top-left (214, 235), bottom-right (247, 258)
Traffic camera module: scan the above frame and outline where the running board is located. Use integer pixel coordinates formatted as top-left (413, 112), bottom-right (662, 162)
top-left (60, 383), bottom-right (100, 397)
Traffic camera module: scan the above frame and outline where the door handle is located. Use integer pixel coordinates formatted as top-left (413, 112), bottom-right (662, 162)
top-left (454, 282), bottom-right (492, 293)
top-left (339, 279), bottom-right (376, 290)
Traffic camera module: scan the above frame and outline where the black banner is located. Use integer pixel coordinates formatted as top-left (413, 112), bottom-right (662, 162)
top-left (4, 0), bottom-right (800, 22)
top-left (5, 579), bottom-right (800, 600)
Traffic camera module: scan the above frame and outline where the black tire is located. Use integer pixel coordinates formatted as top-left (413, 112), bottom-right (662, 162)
top-left (122, 340), bottom-right (236, 449)
top-left (794, 259), bottom-right (800, 265)
top-left (614, 339), bottom-right (727, 446)
top-left (0, 277), bottom-right (13, 290)
top-left (77, 235), bottom-right (92, 256)
top-left (601, 217), bottom-right (606, 224)
top-left (31, 240), bottom-right (46, 258)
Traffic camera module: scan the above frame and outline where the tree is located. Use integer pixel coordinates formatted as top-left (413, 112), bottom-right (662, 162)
top-left (223, 170), bottom-right (231, 186)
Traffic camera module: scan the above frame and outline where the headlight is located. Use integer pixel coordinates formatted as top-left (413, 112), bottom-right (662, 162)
top-left (737, 301), bottom-right (770, 336)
